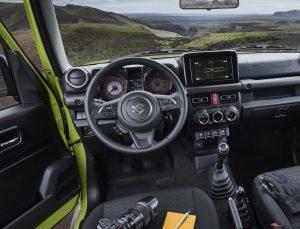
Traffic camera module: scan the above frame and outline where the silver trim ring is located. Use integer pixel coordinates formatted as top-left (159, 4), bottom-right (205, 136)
top-left (65, 67), bottom-right (90, 89)
top-left (212, 110), bottom-right (224, 123)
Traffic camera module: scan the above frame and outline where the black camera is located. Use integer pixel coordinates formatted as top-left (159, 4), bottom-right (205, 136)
top-left (97, 196), bottom-right (158, 229)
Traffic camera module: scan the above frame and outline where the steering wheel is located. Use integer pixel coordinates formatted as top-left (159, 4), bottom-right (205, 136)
top-left (85, 58), bottom-right (188, 154)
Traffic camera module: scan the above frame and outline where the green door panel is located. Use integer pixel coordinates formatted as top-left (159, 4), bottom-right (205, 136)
top-left (0, 0), bottom-right (88, 227)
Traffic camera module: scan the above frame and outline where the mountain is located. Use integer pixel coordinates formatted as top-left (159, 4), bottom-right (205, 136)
top-left (0, 3), bottom-right (29, 31)
top-left (0, 3), bottom-right (186, 65)
top-left (0, 3), bottom-right (134, 31)
top-left (55, 4), bottom-right (129, 25)
top-left (273, 10), bottom-right (300, 18)
top-left (0, 2), bottom-right (185, 35)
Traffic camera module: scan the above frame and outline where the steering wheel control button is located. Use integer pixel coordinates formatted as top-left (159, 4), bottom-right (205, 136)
top-left (98, 104), bottom-right (118, 119)
top-left (113, 124), bottom-right (127, 136)
top-left (158, 97), bottom-right (180, 111)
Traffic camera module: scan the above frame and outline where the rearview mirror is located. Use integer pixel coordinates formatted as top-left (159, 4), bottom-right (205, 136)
top-left (180, 0), bottom-right (239, 10)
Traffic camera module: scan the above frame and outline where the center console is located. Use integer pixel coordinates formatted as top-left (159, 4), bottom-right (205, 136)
top-left (180, 51), bottom-right (253, 227)
top-left (179, 51), bottom-right (241, 162)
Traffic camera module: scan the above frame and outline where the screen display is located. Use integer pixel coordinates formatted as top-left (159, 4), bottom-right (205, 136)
top-left (190, 58), bottom-right (233, 83)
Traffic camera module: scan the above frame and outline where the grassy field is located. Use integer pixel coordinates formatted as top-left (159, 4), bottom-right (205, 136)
top-left (59, 23), bottom-right (165, 65)
top-left (60, 18), bottom-right (300, 65)
top-left (176, 19), bottom-right (300, 50)
top-left (9, 17), bottom-right (300, 67)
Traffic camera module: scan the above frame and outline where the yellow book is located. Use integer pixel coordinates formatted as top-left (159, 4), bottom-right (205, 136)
top-left (163, 212), bottom-right (197, 229)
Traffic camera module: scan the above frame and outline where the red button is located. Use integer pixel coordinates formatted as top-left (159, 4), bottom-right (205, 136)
top-left (211, 93), bottom-right (219, 106)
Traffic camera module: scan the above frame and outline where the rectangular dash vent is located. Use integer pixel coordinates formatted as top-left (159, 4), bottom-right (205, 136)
top-left (191, 95), bottom-right (211, 106)
top-left (219, 92), bottom-right (238, 104)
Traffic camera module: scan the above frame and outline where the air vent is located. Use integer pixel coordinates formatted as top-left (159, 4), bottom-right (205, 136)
top-left (191, 95), bottom-right (211, 106)
top-left (65, 67), bottom-right (89, 90)
top-left (219, 92), bottom-right (238, 104)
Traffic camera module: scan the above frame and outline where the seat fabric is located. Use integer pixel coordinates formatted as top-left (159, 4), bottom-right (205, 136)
top-left (252, 166), bottom-right (300, 229)
top-left (82, 187), bottom-right (220, 229)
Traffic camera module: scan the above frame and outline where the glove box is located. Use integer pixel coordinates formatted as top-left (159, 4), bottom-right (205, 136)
top-left (242, 97), bottom-right (300, 129)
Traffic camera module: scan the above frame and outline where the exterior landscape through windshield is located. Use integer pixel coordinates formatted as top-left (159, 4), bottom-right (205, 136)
top-left (0, 0), bottom-right (300, 66)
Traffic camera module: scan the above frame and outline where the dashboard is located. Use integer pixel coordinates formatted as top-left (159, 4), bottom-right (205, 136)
top-left (62, 51), bottom-right (300, 148)
top-left (65, 65), bottom-right (176, 103)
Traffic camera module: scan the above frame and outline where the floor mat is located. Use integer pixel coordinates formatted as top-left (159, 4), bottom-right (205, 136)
top-left (101, 142), bottom-right (235, 229)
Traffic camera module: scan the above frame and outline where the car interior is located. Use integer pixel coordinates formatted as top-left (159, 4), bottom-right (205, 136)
top-left (1, 0), bottom-right (300, 229)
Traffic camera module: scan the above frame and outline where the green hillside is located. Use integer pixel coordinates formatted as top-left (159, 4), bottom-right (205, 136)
top-left (0, 3), bottom-right (29, 31)
top-left (0, 3), bottom-right (177, 65)
top-left (60, 23), bottom-right (162, 64)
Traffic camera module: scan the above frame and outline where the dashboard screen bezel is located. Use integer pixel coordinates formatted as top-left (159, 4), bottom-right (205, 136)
top-left (182, 51), bottom-right (239, 86)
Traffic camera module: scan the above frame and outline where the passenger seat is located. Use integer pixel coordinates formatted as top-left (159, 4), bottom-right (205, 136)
top-left (252, 166), bottom-right (300, 229)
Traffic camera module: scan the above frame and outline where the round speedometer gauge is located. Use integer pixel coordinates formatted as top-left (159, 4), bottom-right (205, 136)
top-left (100, 73), bottom-right (127, 101)
top-left (144, 70), bottom-right (172, 94)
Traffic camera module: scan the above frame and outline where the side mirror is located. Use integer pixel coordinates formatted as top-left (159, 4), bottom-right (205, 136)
top-left (180, 0), bottom-right (239, 10)
top-left (0, 54), bottom-right (16, 96)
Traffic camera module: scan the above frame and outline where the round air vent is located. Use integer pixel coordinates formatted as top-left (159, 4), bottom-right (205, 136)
top-left (65, 67), bottom-right (90, 89)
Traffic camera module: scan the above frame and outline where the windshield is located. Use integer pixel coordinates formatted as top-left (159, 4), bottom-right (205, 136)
top-left (51, 0), bottom-right (300, 66)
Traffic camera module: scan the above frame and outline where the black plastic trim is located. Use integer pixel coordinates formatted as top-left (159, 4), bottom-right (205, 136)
top-left (187, 83), bottom-right (243, 95)
top-left (241, 76), bottom-right (300, 90)
top-left (4, 156), bottom-right (81, 229)
top-left (29, 0), bottom-right (62, 76)
top-left (242, 96), bottom-right (300, 109)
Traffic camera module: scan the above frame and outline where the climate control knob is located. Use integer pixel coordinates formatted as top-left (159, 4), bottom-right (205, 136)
top-left (212, 110), bottom-right (224, 123)
top-left (225, 106), bottom-right (239, 122)
top-left (194, 109), bottom-right (210, 125)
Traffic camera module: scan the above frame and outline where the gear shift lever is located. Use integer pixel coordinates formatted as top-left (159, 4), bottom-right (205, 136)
top-left (216, 142), bottom-right (230, 170)
top-left (208, 138), bottom-right (235, 199)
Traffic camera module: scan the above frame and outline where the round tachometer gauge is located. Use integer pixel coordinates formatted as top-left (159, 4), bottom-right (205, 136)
top-left (100, 72), bottom-right (127, 101)
top-left (144, 70), bottom-right (172, 94)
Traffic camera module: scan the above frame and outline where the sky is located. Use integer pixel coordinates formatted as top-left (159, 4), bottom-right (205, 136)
top-left (1, 0), bottom-right (300, 15)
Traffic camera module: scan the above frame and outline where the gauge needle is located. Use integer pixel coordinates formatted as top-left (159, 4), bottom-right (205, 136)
top-left (174, 211), bottom-right (190, 229)
top-left (106, 86), bottom-right (118, 95)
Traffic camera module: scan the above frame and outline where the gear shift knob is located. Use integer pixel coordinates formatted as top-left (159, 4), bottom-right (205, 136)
top-left (216, 142), bottom-right (229, 170)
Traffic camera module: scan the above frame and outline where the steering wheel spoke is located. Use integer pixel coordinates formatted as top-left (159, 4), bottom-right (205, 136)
top-left (92, 99), bottom-right (119, 121)
top-left (155, 92), bottom-right (181, 112)
top-left (129, 129), bottom-right (156, 149)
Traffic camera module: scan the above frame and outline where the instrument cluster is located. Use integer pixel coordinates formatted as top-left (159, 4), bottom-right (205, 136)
top-left (98, 66), bottom-right (174, 101)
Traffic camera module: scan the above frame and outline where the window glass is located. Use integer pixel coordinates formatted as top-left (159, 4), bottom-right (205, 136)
top-left (0, 1), bottom-right (43, 71)
top-left (50, 0), bottom-right (300, 66)
top-left (0, 45), bottom-right (18, 110)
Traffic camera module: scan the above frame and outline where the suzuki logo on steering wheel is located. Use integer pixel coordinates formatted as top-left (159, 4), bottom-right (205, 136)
top-left (132, 103), bottom-right (146, 115)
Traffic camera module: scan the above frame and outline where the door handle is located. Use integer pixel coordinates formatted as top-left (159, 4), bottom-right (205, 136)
top-left (0, 137), bottom-right (20, 148)
top-left (0, 126), bottom-right (22, 153)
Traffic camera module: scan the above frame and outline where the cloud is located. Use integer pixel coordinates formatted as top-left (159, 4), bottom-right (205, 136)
top-left (1, 0), bottom-right (300, 14)
top-left (53, 0), bottom-right (300, 14)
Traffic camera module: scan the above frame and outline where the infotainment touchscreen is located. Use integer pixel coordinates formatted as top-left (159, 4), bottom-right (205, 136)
top-left (191, 58), bottom-right (233, 83)
top-left (181, 51), bottom-right (239, 86)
